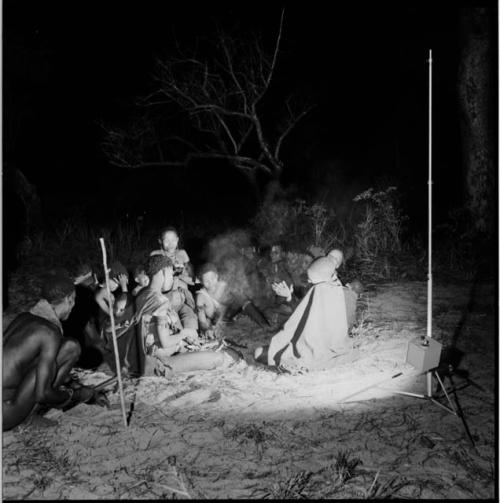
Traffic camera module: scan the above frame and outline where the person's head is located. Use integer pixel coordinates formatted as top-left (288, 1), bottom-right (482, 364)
top-left (241, 245), bottom-right (256, 260)
top-left (133, 264), bottom-right (150, 288)
top-left (73, 263), bottom-right (97, 288)
top-left (307, 257), bottom-right (336, 284)
top-left (270, 244), bottom-right (284, 263)
top-left (146, 255), bottom-right (174, 292)
top-left (41, 273), bottom-right (76, 320)
top-left (327, 248), bottom-right (344, 270)
top-left (158, 226), bottom-right (179, 253)
top-left (347, 279), bottom-right (363, 296)
top-left (198, 263), bottom-right (219, 290)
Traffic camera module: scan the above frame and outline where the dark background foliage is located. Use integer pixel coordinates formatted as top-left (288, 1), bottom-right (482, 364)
top-left (3, 0), bottom-right (497, 291)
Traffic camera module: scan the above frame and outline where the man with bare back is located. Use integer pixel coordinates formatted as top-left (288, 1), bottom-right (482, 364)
top-left (3, 273), bottom-right (108, 431)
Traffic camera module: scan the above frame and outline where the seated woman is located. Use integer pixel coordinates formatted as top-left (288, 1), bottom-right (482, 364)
top-left (254, 257), bottom-right (360, 372)
top-left (94, 262), bottom-right (141, 376)
top-left (196, 263), bottom-right (271, 337)
top-left (135, 256), bottom-right (239, 375)
top-left (150, 226), bottom-right (195, 309)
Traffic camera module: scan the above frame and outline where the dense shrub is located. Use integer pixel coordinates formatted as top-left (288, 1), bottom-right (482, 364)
top-left (251, 185), bottom-right (412, 281)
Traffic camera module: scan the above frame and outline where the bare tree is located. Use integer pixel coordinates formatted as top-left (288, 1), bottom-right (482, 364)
top-left (101, 10), bottom-right (314, 196)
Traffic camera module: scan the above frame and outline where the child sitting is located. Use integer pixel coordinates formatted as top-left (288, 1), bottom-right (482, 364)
top-left (132, 264), bottom-right (150, 297)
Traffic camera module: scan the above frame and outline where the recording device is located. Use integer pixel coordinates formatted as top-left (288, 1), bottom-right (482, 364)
top-left (405, 336), bottom-right (442, 372)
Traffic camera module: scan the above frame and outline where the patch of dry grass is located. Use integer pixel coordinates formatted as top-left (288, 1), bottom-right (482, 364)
top-left (253, 469), bottom-right (313, 499)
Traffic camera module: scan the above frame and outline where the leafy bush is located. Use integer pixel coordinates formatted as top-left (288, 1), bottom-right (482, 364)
top-left (251, 185), bottom-right (414, 281)
top-left (351, 186), bottom-right (409, 279)
top-left (352, 186), bottom-right (407, 256)
top-left (252, 197), bottom-right (347, 253)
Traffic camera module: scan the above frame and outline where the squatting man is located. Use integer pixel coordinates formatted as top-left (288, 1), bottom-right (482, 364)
top-left (3, 273), bottom-right (109, 431)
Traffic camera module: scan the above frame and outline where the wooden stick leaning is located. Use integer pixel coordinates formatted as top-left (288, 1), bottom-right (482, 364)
top-left (99, 237), bottom-right (128, 428)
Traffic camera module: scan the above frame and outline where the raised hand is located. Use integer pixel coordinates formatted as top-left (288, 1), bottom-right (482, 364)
top-left (272, 281), bottom-right (294, 301)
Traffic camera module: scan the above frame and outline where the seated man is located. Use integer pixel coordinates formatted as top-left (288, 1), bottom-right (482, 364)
top-left (267, 244), bottom-right (294, 289)
top-left (254, 257), bottom-right (360, 372)
top-left (3, 273), bottom-right (108, 431)
top-left (62, 263), bottom-right (102, 368)
top-left (196, 262), bottom-right (271, 337)
top-left (135, 256), bottom-right (238, 375)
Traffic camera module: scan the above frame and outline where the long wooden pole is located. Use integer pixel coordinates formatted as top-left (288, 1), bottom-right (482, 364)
top-left (426, 49), bottom-right (433, 397)
top-left (99, 238), bottom-right (128, 428)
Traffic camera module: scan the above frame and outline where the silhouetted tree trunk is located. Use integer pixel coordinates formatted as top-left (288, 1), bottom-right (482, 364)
top-left (458, 7), bottom-right (495, 236)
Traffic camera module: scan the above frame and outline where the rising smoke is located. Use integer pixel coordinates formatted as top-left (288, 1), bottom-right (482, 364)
top-left (203, 229), bottom-right (262, 302)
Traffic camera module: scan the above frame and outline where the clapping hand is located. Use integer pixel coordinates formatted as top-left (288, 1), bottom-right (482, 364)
top-left (272, 281), bottom-right (293, 302)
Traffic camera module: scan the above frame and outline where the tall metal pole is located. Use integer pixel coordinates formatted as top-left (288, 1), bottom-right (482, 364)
top-left (426, 49), bottom-right (433, 397)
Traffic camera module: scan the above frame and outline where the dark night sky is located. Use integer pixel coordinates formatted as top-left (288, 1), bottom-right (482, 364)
top-left (3, 0), bottom-right (497, 231)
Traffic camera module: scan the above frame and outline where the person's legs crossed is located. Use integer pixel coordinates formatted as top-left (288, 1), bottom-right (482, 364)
top-left (158, 350), bottom-right (225, 372)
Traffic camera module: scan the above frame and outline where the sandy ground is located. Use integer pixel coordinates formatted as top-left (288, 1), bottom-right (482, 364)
top-left (2, 279), bottom-right (496, 499)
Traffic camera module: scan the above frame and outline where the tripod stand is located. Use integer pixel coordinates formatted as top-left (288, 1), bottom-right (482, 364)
top-left (337, 357), bottom-right (481, 448)
top-left (339, 51), bottom-right (483, 451)
top-left (378, 363), bottom-right (481, 448)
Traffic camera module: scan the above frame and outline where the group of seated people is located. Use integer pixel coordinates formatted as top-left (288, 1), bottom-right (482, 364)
top-left (3, 226), bottom-right (362, 430)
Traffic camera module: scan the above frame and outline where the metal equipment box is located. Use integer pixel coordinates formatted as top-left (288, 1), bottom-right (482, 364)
top-left (405, 336), bottom-right (442, 372)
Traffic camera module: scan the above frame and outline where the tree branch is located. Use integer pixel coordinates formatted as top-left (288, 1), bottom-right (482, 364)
top-left (107, 152), bottom-right (272, 173)
top-left (214, 113), bottom-right (238, 153)
top-left (254, 8), bottom-right (285, 105)
top-left (251, 105), bottom-right (282, 175)
top-left (219, 34), bottom-right (248, 113)
top-left (274, 104), bottom-right (316, 160)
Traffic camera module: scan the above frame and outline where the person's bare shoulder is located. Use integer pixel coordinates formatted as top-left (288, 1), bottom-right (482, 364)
top-left (4, 314), bottom-right (61, 352)
top-left (150, 249), bottom-right (164, 256)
